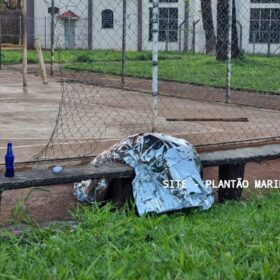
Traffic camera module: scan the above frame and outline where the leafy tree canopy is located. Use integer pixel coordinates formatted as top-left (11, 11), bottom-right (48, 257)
top-left (0, 0), bottom-right (21, 10)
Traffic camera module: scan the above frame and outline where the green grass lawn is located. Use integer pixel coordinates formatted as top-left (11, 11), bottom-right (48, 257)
top-left (0, 49), bottom-right (180, 64)
top-left (0, 191), bottom-right (280, 279)
top-left (2, 50), bottom-right (280, 93)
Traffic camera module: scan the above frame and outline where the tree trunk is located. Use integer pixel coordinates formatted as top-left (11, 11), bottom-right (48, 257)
top-left (201, 0), bottom-right (216, 54)
top-left (231, 0), bottom-right (241, 58)
top-left (216, 0), bottom-right (240, 60)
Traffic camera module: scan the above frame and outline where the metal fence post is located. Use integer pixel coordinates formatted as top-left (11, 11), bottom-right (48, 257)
top-left (152, 0), bottom-right (159, 133)
top-left (253, 31), bottom-right (256, 54)
top-left (267, 24), bottom-right (271, 57)
top-left (178, 20), bottom-right (186, 52)
top-left (121, 0), bottom-right (127, 88)
top-left (19, 15), bottom-right (22, 45)
top-left (236, 20), bottom-right (242, 51)
top-left (0, 21), bottom-right (2, 70)
top-left (192, 21), bottom-right (195, 52)
top-left (192, 20), bottom-right (199, 53)
top-left (183, 1), bottom-right (189, 52)
top-left (88, 0), bottom-right (93, 49)
top-left (226, 0), bottom-right (233, 103)
top-left (22, 0), bottom-right (28, 90)
top-left (45, 16), bottom-right (47, 48)
top-left (50, 0), bottom-right (55, 77)
top-left (165, 23), bottom-right (169, 52)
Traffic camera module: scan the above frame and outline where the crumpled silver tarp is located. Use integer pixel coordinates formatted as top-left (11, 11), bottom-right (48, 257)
top-left (74, 133), bottom-right (214, 216)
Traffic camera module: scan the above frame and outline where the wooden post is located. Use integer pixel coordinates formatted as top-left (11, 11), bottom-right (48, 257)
top-left (218, 163), bottom-right (245, 202)
top-left (22, 0), bottom-right (28, 91)
top-left (34, 38), bottom-right (48, 84)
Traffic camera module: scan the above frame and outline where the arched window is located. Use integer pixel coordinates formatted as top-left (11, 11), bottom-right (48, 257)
top-left (102, 9), bottom-right (114, 28)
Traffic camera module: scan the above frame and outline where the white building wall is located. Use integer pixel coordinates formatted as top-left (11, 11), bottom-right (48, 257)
top-left (142, 0), bottom-right (185, 51)
top-left (240, 0), bottom-right (280, 54)
top-left (189, 0), bottom-right (280, 55)
top-left (92, 0), bottom-right (122, 50)
top-left (91, 0), bottom-right (185, 51)
top-left (33, 0), bottom-right (280, 54)
top-left (126, 1), bottom-right (139, 50)
top-left (34, 0), bottom-right (50, 49)
top-left (91, 0), bottom-right (138, 51)
top-left (34, 0), bottom-right (88, 49)
top-left (34, 0), bottom-right (186, 51)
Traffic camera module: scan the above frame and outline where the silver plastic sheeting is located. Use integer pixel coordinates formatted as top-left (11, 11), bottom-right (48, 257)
top-left (74, 133), bottom-right (214, 216)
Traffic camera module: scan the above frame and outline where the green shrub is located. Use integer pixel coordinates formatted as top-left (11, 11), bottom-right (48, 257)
top-left (76, 54), bottom-right (92, 63)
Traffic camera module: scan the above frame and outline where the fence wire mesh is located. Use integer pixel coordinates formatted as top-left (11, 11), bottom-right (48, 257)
top-left (1, 0), bottom-right (280, 162)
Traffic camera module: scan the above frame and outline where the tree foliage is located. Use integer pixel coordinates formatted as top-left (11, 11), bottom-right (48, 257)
top-left (0, 0), bottom-right (21, 10)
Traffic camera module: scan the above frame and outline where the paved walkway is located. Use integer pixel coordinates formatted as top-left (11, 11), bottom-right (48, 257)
top-left (2, 67), bottom-right (280, 163)
top-left (7, 64), bottom-right (280, 111)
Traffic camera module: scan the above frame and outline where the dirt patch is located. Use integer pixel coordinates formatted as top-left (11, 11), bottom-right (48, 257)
top-left (0, 185), bottom-right (77, 226)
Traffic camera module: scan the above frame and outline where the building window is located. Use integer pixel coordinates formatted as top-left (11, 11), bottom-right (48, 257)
top-left (149, 8), bottom-right (178, 42)
top-left (102, 9), bottom-right (113, 28)
top-left (250, 8), bottom-right (280, 43)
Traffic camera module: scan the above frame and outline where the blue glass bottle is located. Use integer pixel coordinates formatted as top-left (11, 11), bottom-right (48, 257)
top-left (5, 143), bottom-right (14, 178)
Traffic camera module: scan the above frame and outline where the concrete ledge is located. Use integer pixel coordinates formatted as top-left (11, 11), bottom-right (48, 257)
top-left (200, 144), bottom-right (280, 167)
top-left (1, 144), bottom-right (280, 193)
top-left (0, 162), bottom-right (134, 191)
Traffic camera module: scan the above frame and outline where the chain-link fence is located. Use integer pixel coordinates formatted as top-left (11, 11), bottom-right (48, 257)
top-left (0, 16), bottom-right (21, 45)
top-left (1, 0), bottom-right (280, 162)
